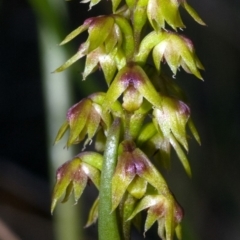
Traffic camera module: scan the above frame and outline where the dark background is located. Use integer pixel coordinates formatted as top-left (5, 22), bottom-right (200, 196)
top-left (1, 0), bottom-right (240, 239)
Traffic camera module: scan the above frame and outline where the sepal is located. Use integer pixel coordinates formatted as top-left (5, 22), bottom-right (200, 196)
top-left (85, 197), bottom-right (99, 227)
top-left (182, 1), bottom-right (206, 26)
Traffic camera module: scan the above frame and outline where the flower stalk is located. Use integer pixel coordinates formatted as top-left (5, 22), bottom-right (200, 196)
top-left (50, 0), bottom-right (205, 239)
top-left (98, 118), bottom-right (121, 240)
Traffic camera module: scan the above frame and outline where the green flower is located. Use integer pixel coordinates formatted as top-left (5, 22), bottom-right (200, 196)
top-left (51, 152), bottom-right (103, 213)
top-left (54, 15), bottom-right (135, 82)
top-left (153, 96), bottom-right (190, 150)
top-left (54, 92), bottom-right (112, 148)
top-left (111, 140), bottom-right (168, 211)
top-left (136, 31), bottom-right (204, 79)
top-left (152, 96), bottom-right (192, 176)
top-left (102, 63), bottom-right (163, 112)
top-left (147, 0), bottom-right (205, 31)
top-left (128, 194), bottom-right (183, 240)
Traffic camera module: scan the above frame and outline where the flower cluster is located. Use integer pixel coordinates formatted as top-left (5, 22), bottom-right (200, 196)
top-left (51, 0), bottom-right (204, 239)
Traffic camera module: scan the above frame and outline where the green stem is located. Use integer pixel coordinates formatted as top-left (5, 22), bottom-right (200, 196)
top-left (98, 118), bottom-right (122, 240)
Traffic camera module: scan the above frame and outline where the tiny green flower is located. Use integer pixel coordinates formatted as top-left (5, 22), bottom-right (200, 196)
top-left (136, 31), bottom-right (204, 79)
top-left (111, 140), bottom-right (168, 211)
top-left (54, 93), bottom-right (112, 148)
top-left (153, 96), bottom-right (190, 150)
top-left (51, 152), bottom-right (103, 213)
top-left (153, 32), bottom-right (204, 79)
top-left (102, 63), bottom-right (163, 112)
top-left (152, 96), bottom-right (193, 176)
top-left (54, 16), bottom-right (115, 73)
top-left (147, 0), bottom-right (184, 30)
top-left (54, 15), bottom-right (134, 75)
top-left (128, 194), bottom-right (183, 240)
top-left (147, 0), bottom-right (205, 31)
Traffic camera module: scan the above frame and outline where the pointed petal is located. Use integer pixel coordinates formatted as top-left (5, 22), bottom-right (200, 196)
top-left (61, 181), bottom-right (74, 203)
top-left (188, 118), bottom-right (201, 145)
top-left (144, 207), bottom-right (161, 234)
top-left (54, 121), bottom-right (69, 144)
top-left (128, 195), bottom-right (164, 220)
top-left (102, 67), bottom-right (129, 112)
top-left (59, 21), bottom-right (89, 45)
top-left (133, 148), bottom-right (167, 191)
top-left (161, 0), bottom-right (185, 30)
top-left (119, 193), bottom-right (137, 239)
top-left (73, 171), bottom-right (88, 203)
top-left (157, 218), bottom-right (166, 240)
top-left (175, 224), bottom-right (182, 240)
top-left (132, 65), bottom-right (163, 109)
top-left (82, 162), bottom-right (101, 188)
top-left (99, 51), bottom-right (117, 85)
top-left (95, 129), bottom-right (106, 152)
top-left (53, 42), bottom-right (89, 72)
top-left (112, 0), bottom-right (122, 12)
top-left (78, 151), bottom-right (103, 170)
top-left (164, 199), bottom-right (174, 240)
top-left (88, 17), bottom-right (115, 52)
top-left (182, 2), bottom-right (206, 26)
top-left (67, 99), bottom-right (92, 147)
top-left (104, 24), bottom-right (120, 53)
top-left (112, 152), bottom-right (136, 211)
top-left (85, 197), bottom-right (99, 227)
top-left (82, 47), bottom-right (103, 80)
top-left (88, 0), bottom-right (101, 9)
top-left (152, 41), bottom-right (166, 72)
top-left (84, 107), bottom-right (101, 148)
top-left (135, 31), bottom-right (163, 64)
top-left (147, 0), bottom-right (165, 31)
top-left (169, 133), bottom-right (191, 177)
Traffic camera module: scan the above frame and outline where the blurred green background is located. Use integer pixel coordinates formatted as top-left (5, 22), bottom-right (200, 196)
top-left (0, 0), bottom-right (240, 239)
